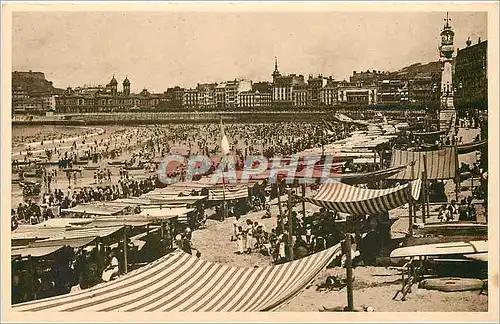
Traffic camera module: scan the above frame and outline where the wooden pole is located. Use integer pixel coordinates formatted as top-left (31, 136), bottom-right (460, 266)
top-left (379, 151), bottom-right (384, 189)
top-left (287, 188), bottom-right (294, 261)
top-left (345, 233), bottom-right (354, 311)
top-left (146, 224), bottom-right (150, 259)
top-left (123, 227), bottom-right (128, 274)
top-left (276, 183), bottom-right (285, 234)
top-left (455, 146), bottom-right (459, 202)
top-left (421, 171), bottom-right (426, 223)
top-left (27, 256), bottom-right (35, 301)
top-left (408, 163), bottom-right (415, 236)
top-left (301, 183), bottom-right (306, 218)
top-left (423, 154), bottom-right (430, 221)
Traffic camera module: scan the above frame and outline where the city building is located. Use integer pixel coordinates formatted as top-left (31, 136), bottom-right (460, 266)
top-left (307, 75), bottom-right (328, 106)
top-left (350, 70), bottom-right (388, 87)
top-left (454, 38), bottom-right (488, 111)
top-left (292, 84), bottom-right (308, 107)
top-left (338, 83), bottom-right (378, 105)
top-left (164, 86), bottom-right (185, 109)
top-left (377, 77), bottom-right (409, 104)
top-left (183, 88), bottom-right (199, 109)
top-left (197, 83), bottom-right (217, 109)
top-left (320, 80), bottom-right (339, 107)
top-left (408, 73), bottom-right (439, 106)
top-left (215, 83), bottom-right (227, 109)
top-left (55, 76), bottom-right (164, 113)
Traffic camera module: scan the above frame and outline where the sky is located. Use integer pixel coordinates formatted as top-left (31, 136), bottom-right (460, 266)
top-left (12, 10), bottom-right (487, 93)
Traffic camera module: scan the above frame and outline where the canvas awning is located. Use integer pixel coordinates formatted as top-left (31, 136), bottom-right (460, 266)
top-left (331, 165), bottom-right (409, 184)
top-left (301, 180), bottom-right (421, 216)
top-left (93, 216), bottom-right (152, 227)
top-left (146, 195), bottom-right (207, 205)
top-left (208, 185), bottom-right (249, 201)
top-left (62, 204), bottom-right (126, 216)
top-left (11, 245), bottom-right (65, 259)
top-left (389, 147), bottom-right (456, 180)
top-left (27, 226), bottom-right (125, 248)
top-left (29, 237), bottom-right (97, 249)
top-left (13, 244), bottom-right (341, 312)
top-left (139, 207), bottom-right (194, 220)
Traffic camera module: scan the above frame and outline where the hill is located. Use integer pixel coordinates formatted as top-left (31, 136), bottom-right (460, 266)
top-left (12, 71), bottom-right (65, 95)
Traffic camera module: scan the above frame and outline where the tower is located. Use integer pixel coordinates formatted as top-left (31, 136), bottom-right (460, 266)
top-left (109, 75), bottom-right (118, 97)
top-left (272, 57), bottom-right (281, 83)
top-left (438, 12), bottom-right (457, 135)
top-left (123, 76), bottom-right (131, 96)
top-left (439, 12), bottom-right (455, 110)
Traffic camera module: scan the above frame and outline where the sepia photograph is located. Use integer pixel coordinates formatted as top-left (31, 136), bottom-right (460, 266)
top-left (1, 2), bottom-right (498, 322)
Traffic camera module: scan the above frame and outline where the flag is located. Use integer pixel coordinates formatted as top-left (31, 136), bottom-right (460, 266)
top-left (220, 118), bottom-right (230, 156)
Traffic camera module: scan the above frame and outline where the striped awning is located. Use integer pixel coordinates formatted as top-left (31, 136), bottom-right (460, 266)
top-left (389, 147), bottom-right (456, 180)
top-left (302, 180), bottom-right (421, 216)
top-left (43, 226), bottom-right (123, 241)
top-left (209, 185), bottom-right (249, 201)
top-left (13, 244), bottom-right (341, 312)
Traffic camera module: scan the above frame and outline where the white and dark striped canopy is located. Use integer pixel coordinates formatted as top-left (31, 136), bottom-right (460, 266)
top-left (208, 185), bottom-right (249, 201)
top-left (302, 180), bottom-right (421, 216)
top-left (14, 244), bottom-right (341, 312)
top-left (389, 147), bottom-right (456, 180)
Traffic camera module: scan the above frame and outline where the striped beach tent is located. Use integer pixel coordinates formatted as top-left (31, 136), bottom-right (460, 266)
top-left (302, 180), bottom-right (422, 216)
top-left (208, 185), bottom-right (249, 201)
top-left (13, 244), bottom-right (342, 312)
top-left (389, 147), bottom-right (456, 180)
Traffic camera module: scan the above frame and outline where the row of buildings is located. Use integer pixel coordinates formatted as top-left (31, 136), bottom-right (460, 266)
top-left (51, 66), bottom-right (443, 113)
top-left (12, 38), bottom-right (487, 114)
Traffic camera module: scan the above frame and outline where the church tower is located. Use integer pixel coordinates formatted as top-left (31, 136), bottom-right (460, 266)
top-left (272, 57), bottom-right (281, 83)
top-left (109, 75), bottom-right (118, 97)
top-left (438, 12), bottom-right (457, 135)
top-left (123, 76), bottom-right (131, 96)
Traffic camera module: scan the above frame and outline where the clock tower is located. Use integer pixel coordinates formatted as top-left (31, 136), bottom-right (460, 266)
top-left (438, 12), bottom-right (457, 135)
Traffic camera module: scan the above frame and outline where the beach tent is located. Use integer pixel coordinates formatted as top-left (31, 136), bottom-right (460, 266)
top-left (61, 204), bottom-right (127, 216)
top-left (389, 147), bottom-right (457, 180)
top-left (37, 226), bottom-right (124, 245)
top-left (301, 180), bottom-right (421, 216)
top-left (141, 195), bottom-right (207, 206)
top-left (208, 185), bottom-right (249, 201)
top-left (139, 207), bottom-right (194, 220)
top-left (13, 244), bottom-right (341, 312)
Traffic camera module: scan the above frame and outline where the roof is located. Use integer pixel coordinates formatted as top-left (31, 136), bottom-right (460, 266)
top-left (302, 180), bottom-right (422, 216)
top-left (13, 244), bottom-right (341, 312)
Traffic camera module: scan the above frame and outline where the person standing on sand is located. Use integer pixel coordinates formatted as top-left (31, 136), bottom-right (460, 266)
top-left (235, 226), bottom-right (244, 254)
top-left (245, 219), bottom-right (254, 253)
